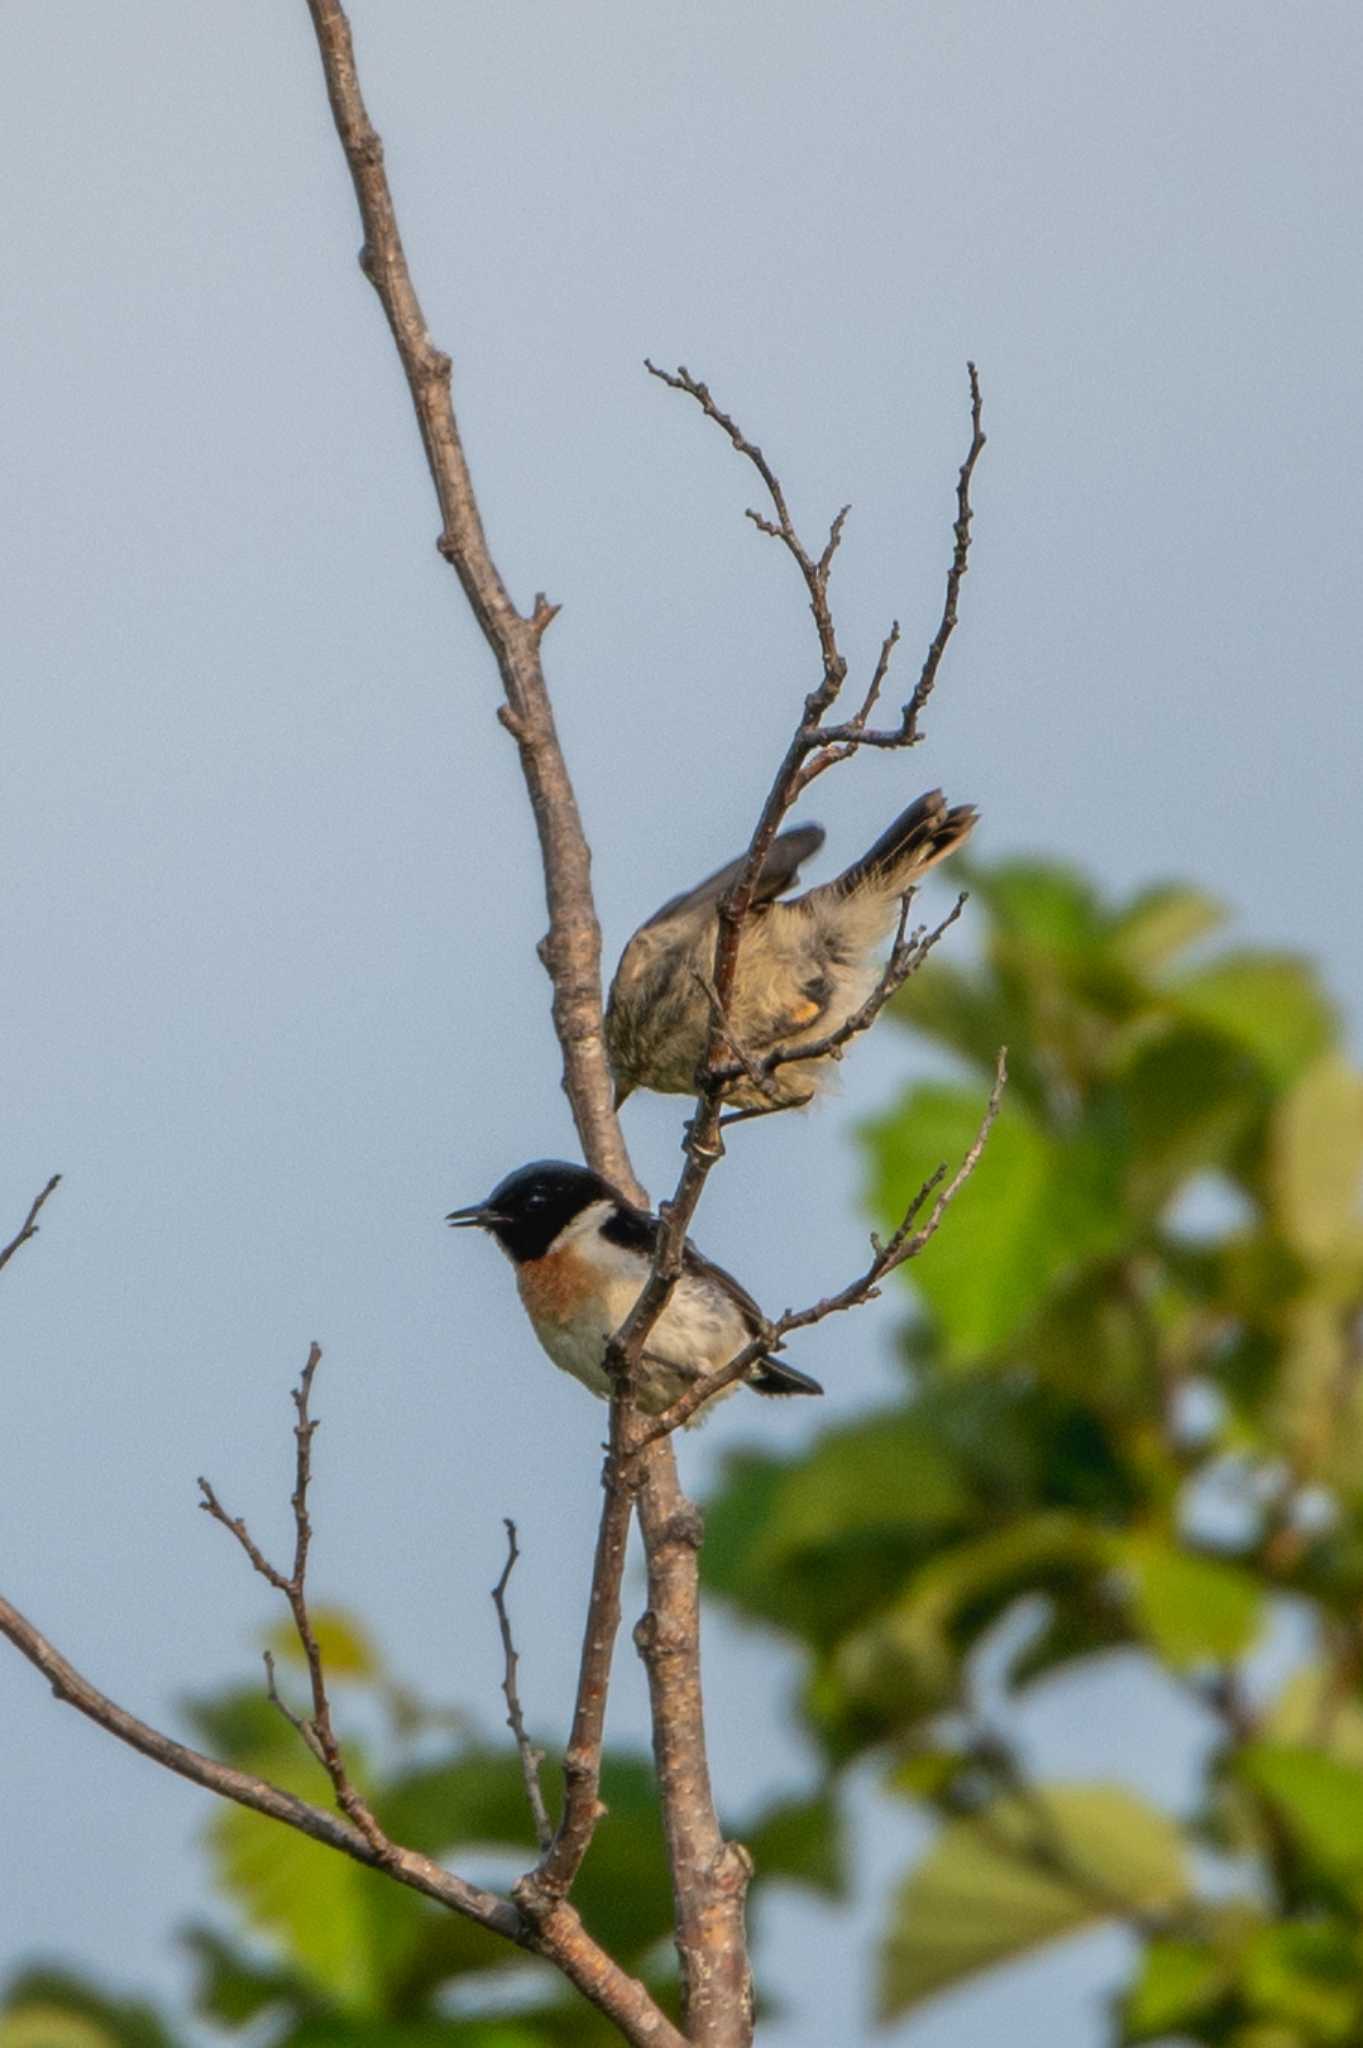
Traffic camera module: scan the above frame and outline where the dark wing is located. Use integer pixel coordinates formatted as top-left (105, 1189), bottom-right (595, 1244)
top-left (599, 1202), bottom-right (663, 1256)
top-left (604, 1209), bottom-right (822, 1398)
top-left (601, 1205), bottom-right (767, 1333)
top-left (640, 823), bottom-right (826, 930)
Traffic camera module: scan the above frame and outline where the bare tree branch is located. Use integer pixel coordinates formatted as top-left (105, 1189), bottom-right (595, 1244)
top-left (492, 1518), bottom-right (554, 1855)
top-left (0, 1174), bottom-right (61, 1276)
top-left (0, 1586), bottom-right (684, 2047)
top-left (303, 0), bottom-right (632, 1199)
top-left (636, 1469), bottom-right (753, 2047)
top-left (302, 8), bottom-right (735, 2033)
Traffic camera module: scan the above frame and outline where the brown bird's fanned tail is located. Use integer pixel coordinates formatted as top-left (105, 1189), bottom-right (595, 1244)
top-left (829, 789), bottom-right (977, 899)
top-left (749, 1357), bottom-right (824, 1397)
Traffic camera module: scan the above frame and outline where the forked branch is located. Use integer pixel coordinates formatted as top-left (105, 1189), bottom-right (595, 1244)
top-left (492, 1518), bottom-right (554, 1855)
top-left (638, 1047), bottom-right (1008, 1441)
top-left (0, 1173), bottom-right (61, 1276)
top-left (198, 1344), bottom-right (390, 1857)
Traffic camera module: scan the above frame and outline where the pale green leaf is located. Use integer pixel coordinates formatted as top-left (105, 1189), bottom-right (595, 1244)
top-left (1268, 1053), bottom-right (1363, 1261)
top-left (266, 1608), bottom-right (382, 1680)
top-left (1107, 883), bottom-right (1226, 974)
top-left (1173, 952), bottom-right (1335, 1085)
top-left (880, 1784), bottom-right (1189, 2017)
top-left (1272, 1296), bottom-right (1357, 1481)
top-left (0, 2014), bottom-right (120, 2048)
top-left (206, 1747), bottom-right (415, 2010)
top-left (1266, 1670), bottom-right (1363, 1767)
top-left (1117, 1534), bottom-right (1263, 1667)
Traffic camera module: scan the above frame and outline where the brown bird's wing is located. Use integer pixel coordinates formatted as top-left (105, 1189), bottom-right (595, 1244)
top-left (639, 823), bottom-right (826, 930)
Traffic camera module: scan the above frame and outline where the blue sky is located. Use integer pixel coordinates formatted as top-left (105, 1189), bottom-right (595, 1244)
top-left (3, 4), bottom-right (1360, 2043)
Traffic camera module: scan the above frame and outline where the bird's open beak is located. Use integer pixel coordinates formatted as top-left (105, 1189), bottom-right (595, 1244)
top-left (445, 1203), bottom-right (501, 1229)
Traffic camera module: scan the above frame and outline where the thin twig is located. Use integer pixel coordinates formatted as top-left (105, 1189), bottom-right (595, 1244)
top-left (0, 1175), bottom-right (61, 1277)
top-left (792, 621), bottom-right (901, 794)
top-left (690, 965), bottom-right (785, 1106)
top-left (492, 1519), bottom-right (553, 1855)
top-left (637, 1049), bottom-right (1007, 1441)
top-left (902, 361), bottom-right (986, 740)
top-left (199, 1344), bottom-right (390, 1859)
top-left (530, 1467), bottom-right (634, 1895)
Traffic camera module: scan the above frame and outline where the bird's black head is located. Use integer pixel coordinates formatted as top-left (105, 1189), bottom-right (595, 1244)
top-left (446, 1159), bottom-right (618, 1263)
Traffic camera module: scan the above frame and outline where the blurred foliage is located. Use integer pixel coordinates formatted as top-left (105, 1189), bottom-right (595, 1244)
top-left (1, 1602), bottom-right (840, 2046)
top-left (702, 855), bottom-right (1363, 2040)
top-left (7, 854), bottom-right (1363, 2046)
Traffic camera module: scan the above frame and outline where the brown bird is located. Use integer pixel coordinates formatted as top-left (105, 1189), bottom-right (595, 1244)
top-left (605, 788), bottom-right (977, 1111)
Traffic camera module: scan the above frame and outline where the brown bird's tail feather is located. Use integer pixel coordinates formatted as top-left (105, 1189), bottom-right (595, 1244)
top-left (749, 1356), bottom-right (824, 1397)
top-left (829, 789), bottom-right (977, 900)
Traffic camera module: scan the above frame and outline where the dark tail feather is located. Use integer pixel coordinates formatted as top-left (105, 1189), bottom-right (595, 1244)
top-left (749, 1356), bottom-right (824, 1398)
top-left (643, 823), bottom-right (826, 928)
top-left (830, 790), bottom-right (977, 899)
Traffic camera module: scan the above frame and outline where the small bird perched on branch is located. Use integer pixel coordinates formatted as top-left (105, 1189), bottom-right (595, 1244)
top-left (447, 1159), bottom-right (822, 1418)
top-left (605, 788), bottom-right (977, 1111)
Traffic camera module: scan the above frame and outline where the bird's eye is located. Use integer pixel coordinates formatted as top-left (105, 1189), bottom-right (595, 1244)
top-left (526, 1190), bottom-right (545, 1209)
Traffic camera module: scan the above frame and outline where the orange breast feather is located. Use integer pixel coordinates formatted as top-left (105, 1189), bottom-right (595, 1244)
top-left (516, 1244), bottom-right (600, 1326)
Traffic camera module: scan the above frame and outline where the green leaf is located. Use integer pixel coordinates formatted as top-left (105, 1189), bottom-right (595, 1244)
top-left (879, 1783), bottom-right (1189, 2018)
top-left (1272, 1295), bottom-right (1358, 1482)
top-left (743, 1789), bottom-right (844, 1898)
top-left (1239, 1745), bottom-right (1363, 1896)
top-left (1241, 1921), bottom-right (1363, 2041)
top-left (863, 1086), bottom-right (1123, 1366)
top-left (1174, 952), bottom-right (1336, 1086)
top-left (1110, 1024), bottom-right (1266, 1211)
top-left (0, 1973), bottom-right (181, 2048)
top-left (824, 1513), bottom-right (1098, 1743)
top-left (378, 1748), bottom-right (554, 1858)
top-left (1269, 1053), bottom-right (1363, 1262)
top-left (207, 1744), bottom-right (422, 2011)
top-left (1121, 1933), bottom-right (1234, 2039)
top-left (886, 1749), bottom-right (973, 1803)
top-left (747, 1408), bottom-right (971, 1561)
top-left (0, 2013), bottom-right (121, 2048)
top-left (701, 1421), bottom-right (969, 1651)
top-left (182, 1926), bottom-right (315, 2031)
top-left (972, 861), bottom-right (1106, 953)
top-left (1117, 1535), bottom-right (1264, 1668)
top-left (1107, 883), bottom-right (1227, 974)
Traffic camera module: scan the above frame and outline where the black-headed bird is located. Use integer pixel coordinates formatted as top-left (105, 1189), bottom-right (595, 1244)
top-left (447, 1159), bottom-right (822, 1418)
